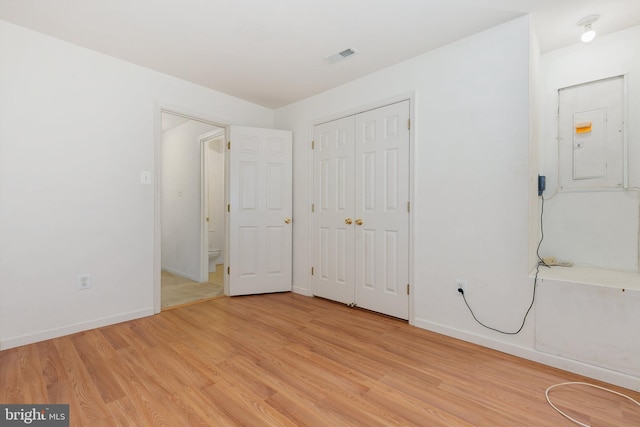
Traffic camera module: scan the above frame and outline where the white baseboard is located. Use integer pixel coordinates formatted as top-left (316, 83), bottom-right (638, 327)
top-left (413, 317), bottom-right (640, 392)
top-left (0, 308), bottom-right (154, 350)
top-left (292, 285), bottom-right (312, 297)
top-left (162, 267), bottom-right (200, 282)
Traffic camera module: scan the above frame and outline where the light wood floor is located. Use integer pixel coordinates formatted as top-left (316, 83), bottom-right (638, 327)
top-left (161, 267), bottom-right (224, 309)
top-left (1, 293), bottom-right (638, 426)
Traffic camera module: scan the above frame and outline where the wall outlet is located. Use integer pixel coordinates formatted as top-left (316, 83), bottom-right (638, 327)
top-left (77, 274), bottom-right (91, 290)
top-left (455, 279), bottom-right (466, 294)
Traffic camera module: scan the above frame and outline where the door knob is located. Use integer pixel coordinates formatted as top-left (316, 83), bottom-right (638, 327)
top-left (355, 219), bottom-right (363, 226)
top-left (284, 218), bottom-right (292, 224)
top-left (345, 218), bottom-right (353, 225)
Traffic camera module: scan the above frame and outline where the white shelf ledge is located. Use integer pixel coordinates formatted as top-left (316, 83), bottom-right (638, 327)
top-left (532, 265), bottom-right (640, 291)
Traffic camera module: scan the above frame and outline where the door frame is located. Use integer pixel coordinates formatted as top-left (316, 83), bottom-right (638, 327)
top-left (153, 103), bottom-right (230, 313)
top-left (199, 129), bottom-right (226, 283)
top-left (308, 92), bottom-right (416, 323)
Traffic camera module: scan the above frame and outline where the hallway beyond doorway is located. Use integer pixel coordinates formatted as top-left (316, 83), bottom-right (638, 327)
top-left (161, 267), bottom-right (224, 309)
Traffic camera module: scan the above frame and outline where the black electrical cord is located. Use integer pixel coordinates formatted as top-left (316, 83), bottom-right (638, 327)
top-left (459, 195), bottom-right (548, 335)
top-left (537, 193), bottom-right (549, 268)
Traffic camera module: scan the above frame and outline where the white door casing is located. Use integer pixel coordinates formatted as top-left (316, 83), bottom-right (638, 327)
top-left (199, 136), bottom-right (210, 283)
top-left (199, 129), bottom-right (225, 283)
top-left (311, 101), bottom-right (410, 319)
top-left (228, 126), bottom-right (293, 296)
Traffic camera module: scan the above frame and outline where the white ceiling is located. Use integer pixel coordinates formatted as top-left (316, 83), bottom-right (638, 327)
top-left (1, 0), bottom-right (639, 108)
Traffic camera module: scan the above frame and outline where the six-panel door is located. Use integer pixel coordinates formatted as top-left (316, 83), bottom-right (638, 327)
top-left (312, 101), bottom-right (410, 319)
top-left (312, 116), bottom-right (356, 304)
top-left (354, 102), bottom-right (410, 319)
top-left (228, 126), bottom-right (293, 296)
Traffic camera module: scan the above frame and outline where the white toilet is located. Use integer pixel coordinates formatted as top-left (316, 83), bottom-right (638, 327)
top-left (208, 248), bottom-right (222, 272)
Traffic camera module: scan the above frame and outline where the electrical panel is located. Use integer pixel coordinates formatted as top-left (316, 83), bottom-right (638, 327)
top-left (572, 109), bottom-right (607, 180)
top-left (558, 76), bottom-right (625, 191)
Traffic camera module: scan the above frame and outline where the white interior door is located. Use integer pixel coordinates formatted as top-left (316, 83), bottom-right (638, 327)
top-left (311, 116), bottom-right (356, 304)
top-left (311, 101), bottom-right (410, 319)
top-left (228, 126), bottom-right (292, 296)
top-left (354, 101), bottom-right (410, 319)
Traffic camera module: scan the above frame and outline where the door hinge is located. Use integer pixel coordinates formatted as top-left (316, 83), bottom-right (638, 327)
top-left (407, 284), bottom-right (410, 295)
top-left (311, 267), bottom-right (314, 276)
top-left (311, 203), bottom-right (315, 213)
top-left (227, 141), bottom-right (231, 150)
top-left (227, 266), bottom-right (230, 275)
top-left (311, 140), bottom-right (315, 150)
top-left (407, 202), bottom-right (410, 213)
top-left (227, 204), bottom-right (230, 212)
top-left (407, 118), bottom-right (411, 130)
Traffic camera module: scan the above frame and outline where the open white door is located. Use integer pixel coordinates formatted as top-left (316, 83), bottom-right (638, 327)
top-left (228, 126), bottom-right (293, 296)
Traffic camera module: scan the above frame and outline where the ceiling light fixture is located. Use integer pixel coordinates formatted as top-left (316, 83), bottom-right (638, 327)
top-left (578, 14), bottom-right (599, 43)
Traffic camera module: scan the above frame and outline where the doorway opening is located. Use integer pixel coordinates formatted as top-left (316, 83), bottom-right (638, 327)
top-left (159, 111), bottom-right (227, 310)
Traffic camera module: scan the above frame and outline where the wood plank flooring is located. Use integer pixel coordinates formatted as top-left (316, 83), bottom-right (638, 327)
top-left (1, 292), bottom-right (639, 426)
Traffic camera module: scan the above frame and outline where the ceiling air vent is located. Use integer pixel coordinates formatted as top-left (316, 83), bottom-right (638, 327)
top-left (326, 46), bottom-right (359, 64)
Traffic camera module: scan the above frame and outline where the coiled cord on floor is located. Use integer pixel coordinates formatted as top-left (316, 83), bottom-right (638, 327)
top-left (545, 381), bottom-right (640, 427)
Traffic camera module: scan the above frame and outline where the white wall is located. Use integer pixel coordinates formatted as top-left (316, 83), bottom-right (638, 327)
top-left (276, 14), bottom-right (534, 350)
top-left (0, 20), bottom-right (273, 349)
top-left (275, 16), bottom-right (640, 390)
top-left (162, 121), bottom-right (219, 280)
top-left (529, 22), bottom-right (542, 269)
top-left (2, 14), bottom-right (638, 390)
top-left (539, 25), bottom-right (640, 272)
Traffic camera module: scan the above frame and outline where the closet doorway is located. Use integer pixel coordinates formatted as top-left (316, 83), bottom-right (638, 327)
top-left (311, 100), bottom-right (411, 319)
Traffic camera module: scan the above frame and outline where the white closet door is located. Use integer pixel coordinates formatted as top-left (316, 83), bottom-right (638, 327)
top-left (311, 116), bottom-right (356, 304)
top-left (228, 126), bottom-right (292, 296)
top-left (354, 101), bottom-right (410, 319)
